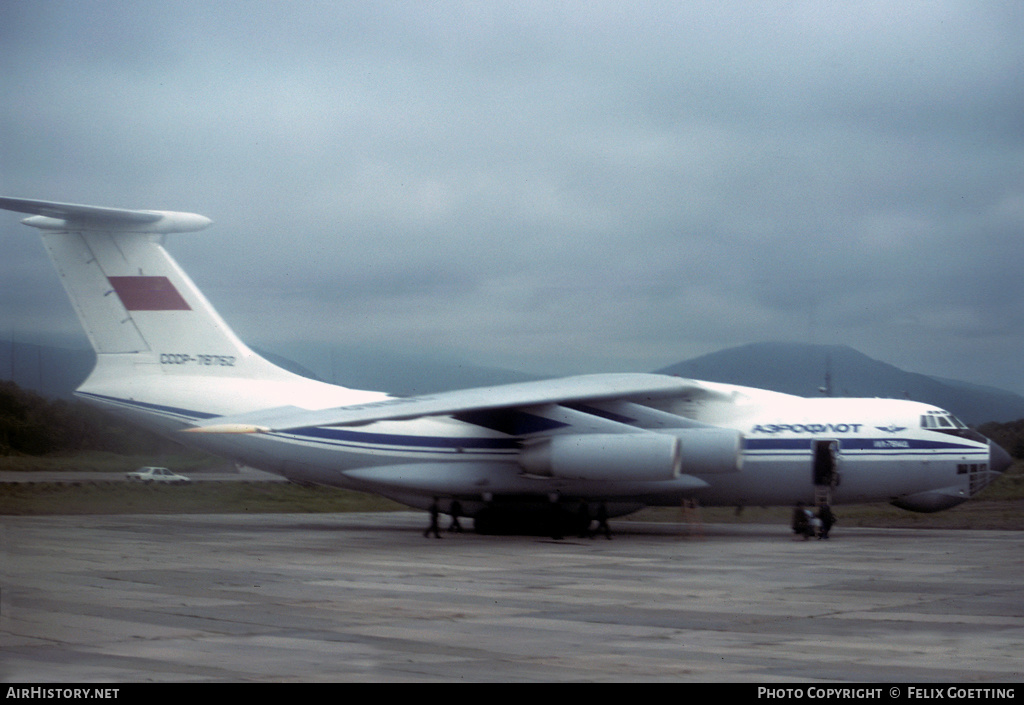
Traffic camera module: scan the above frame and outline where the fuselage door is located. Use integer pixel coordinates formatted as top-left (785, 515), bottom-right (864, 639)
top-left (812, 439), bottom-right (840, 488)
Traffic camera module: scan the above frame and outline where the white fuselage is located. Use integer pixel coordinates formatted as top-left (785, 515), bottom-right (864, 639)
top-left (76, 365), bottom-right (999, 516)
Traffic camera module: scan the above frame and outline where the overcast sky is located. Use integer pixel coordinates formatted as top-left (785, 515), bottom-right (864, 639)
top-left (3, 1), bottom-right (1024, 394)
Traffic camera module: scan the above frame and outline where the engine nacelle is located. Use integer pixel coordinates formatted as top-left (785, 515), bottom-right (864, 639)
top-left (520, 433), bottom-right (681, 482)
top-left (673, 427), bottom-right (744, 474)
top-left (519, 428), bottom-right (744, 482)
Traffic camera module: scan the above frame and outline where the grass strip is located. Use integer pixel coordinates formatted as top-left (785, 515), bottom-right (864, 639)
top-left (0, 480), bottom-right (403, 516)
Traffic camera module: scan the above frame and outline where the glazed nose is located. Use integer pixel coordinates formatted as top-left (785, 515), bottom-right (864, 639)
top-left (989, 440), bottom-right (1013, 475)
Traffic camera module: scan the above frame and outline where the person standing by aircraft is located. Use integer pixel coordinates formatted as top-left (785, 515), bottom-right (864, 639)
top-left (817, 503), bottom-right (836, 540)
top-left (424, 497), bottom-right (442, 539)
top-left (594, 502), bottom-right (612, 540)
top-left (682, 499), bottom-right (704, 539)
top-left (577, 501), bottom-right (592, 538)
top-left (792, 502), bottom-right (813, 540)
top-left (448, 500), bottom-right (464, 533)
top-left (548, 493), bottom-right (564, 540)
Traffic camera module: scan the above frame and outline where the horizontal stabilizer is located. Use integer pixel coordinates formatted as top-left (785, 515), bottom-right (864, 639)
top-left (0, 197), bottom-right (211, 233)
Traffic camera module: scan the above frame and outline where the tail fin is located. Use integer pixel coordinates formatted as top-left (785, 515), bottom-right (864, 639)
top-left (1, 198), bottom-right (295, 386)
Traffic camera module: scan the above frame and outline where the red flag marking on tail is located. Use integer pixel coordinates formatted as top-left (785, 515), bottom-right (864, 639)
top-left (108, 276), bottom-right (191, 311)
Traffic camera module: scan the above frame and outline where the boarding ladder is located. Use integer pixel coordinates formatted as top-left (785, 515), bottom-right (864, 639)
top-left (813, 484), bottom-right (833, 507)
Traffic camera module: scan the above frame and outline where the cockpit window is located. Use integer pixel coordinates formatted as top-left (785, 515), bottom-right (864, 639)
top-left (921, 411), bottom-right (969, 434)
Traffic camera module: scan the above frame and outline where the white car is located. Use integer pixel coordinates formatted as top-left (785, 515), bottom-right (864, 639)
top-left (125, 466), bottom-right (191, 483)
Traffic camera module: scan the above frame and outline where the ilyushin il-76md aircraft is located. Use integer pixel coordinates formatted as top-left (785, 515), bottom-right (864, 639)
top-left (1, 197), bottom-right (1012, 533)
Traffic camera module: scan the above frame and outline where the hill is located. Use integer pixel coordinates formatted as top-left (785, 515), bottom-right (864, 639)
top-left (658, 342), bottom-right (1024, 425)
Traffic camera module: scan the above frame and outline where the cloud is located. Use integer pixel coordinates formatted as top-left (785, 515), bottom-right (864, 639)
top-left (3, 1), bottom-right (1024, 394)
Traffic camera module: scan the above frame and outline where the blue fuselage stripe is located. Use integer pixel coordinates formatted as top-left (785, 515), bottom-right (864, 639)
top-left (78, 392), bottom-right (986, 458)
top-left (290, 425), bottom-right (521, 451)
top-left (744, 438), bottom-right (981, 452)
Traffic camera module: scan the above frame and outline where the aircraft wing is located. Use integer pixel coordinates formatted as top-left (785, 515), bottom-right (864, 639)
top-left (188, 373), bottom-right (729, 434)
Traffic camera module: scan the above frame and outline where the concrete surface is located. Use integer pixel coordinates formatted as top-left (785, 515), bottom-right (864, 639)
top-left (1, 512), bottom-right (1022, 682)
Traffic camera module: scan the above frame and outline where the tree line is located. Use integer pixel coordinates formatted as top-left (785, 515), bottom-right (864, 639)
top-left (977, 420), bottom-right (1024, 460)
top-left (0, 380), bottom-right (183, 456)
